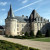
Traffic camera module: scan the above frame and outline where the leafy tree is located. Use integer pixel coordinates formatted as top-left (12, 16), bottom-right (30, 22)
top-left (36, 30), bottom-right (42, 38)
top-left (30, 30), bottom-right (34, 37)
top-left (45, 30), bottom-right (50, 37)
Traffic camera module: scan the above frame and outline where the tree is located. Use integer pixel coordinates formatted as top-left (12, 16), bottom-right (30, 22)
top-left (30, 30), bottom-right (34, 37)
top-left (25, 32), bottom-right (29, 36)
top-left (36, 30), bottom-right (42, 38)
top-left (45, 30), bottom-right (50, 37)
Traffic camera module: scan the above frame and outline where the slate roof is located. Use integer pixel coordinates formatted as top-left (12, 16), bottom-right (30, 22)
top-left (7, 16), bottom-right (29, 23)
top-left (14, 16), bottom-right (28, 23)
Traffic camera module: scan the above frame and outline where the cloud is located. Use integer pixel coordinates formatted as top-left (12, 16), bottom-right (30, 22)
top-left (14, 0), bottom-right (42, 12)
top-left (0, 2), bottom-right (7, 6)
top-left (36, 6), bottom-right (41, 10)
top-left (28, 7), bottom-right (33, 10)
top-left (22, 0), bottom-right (28, 4)
top-left (1, 9), bottom-right (6, 11)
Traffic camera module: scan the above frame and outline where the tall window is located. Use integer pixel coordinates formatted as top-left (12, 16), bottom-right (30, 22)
top-left (14, 29), bottom-right (15, 32)
top-left (22, 24), bottom-right (24, 27)
top-left (17, 28), bottom-right (19, 31)
top-left (38, 18), bottom-right (39, 21)
top-left (41, 17), bottom-right (42, 22)
top-left (17, 24), bottom-right (19, 27)
top-left (17, 32), bottom-right (19, 34)
top-left (37, 23), bottom-right (38, 26)
top-left (40, 23), bottom-right (41, 29)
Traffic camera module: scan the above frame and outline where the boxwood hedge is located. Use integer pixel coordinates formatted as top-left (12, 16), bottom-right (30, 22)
top-left (0, 40), bottom-right (39, 50)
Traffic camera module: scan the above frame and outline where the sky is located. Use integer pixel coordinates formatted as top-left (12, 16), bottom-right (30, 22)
top-left (0, 0), bottom-right (50, 25)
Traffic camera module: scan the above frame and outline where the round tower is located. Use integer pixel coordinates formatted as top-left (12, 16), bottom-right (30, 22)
top-left (5, 5), bottom-right (17, 36)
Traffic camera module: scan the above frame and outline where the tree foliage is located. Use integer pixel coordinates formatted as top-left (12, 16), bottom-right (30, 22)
top-left (45, 30), bottom-right (50, 37)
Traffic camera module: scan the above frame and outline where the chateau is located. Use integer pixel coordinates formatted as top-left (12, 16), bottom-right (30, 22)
top-left (5, 5), bottom-right (49, 36)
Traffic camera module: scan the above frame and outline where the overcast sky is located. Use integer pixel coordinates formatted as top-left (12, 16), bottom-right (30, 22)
top-left (0, 0), bottom-right (50, 25)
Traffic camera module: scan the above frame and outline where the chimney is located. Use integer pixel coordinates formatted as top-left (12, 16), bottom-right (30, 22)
top-left (48, 19), bottom-right (49, 22)
top-left (26, 16), bottom-right (28, 19)
top-left (22, 15), bottom-right (24, 18)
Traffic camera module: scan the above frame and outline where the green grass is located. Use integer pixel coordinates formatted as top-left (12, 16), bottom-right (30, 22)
top-left (29, 37), bottom-right (50, 42)
top-left (0, 40), bottom-right (39, 50)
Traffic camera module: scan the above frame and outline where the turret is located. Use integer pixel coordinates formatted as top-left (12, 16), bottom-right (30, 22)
top-left (7, 4), bottom-right (14, 18)
top-left (5, 4), bottom-right (17, 36)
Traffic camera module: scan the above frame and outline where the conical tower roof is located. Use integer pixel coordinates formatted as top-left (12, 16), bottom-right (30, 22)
top-left (7, 4), bottom-right (14, 18)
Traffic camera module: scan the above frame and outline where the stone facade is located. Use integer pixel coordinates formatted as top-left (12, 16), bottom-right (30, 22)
top-left (5, 5), bottom-right (49, 36)
top-left (17, 22), bottom-right (30, 35)
top-left (29, 10), bottom-right (49, 35)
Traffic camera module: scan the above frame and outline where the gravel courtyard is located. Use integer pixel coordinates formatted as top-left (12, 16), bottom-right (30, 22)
top-left (0, 35), bottom-right (50, 50)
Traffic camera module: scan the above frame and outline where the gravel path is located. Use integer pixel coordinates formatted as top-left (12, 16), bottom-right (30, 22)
top-left (0, 35), bottom-right (50, 50)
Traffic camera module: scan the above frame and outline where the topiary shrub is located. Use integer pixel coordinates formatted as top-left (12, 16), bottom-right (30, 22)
top-left (5, 35), bottom-right (8, 37)
top-left (29, 30), bottom-right (34, 37)
top-left (9, 35), bottom-right (14, 38)
top-left (25, 31), bottom-right (29, 37)
top-left (29, 47), bottom-right (39, 50)
top-left (45, 30), bottom-right (50, 37)
top-left (36, 30), bottom-right (42, 38)
top-left (19, 45), bottom-right (29, 50)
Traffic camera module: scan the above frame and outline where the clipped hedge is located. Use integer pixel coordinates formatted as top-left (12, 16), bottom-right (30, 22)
top-left (36, 30), bottom-right (42, 38)
top-left (29, 47), bottom-right (39, 50)
top-left (6, 35), bottom-right (35, 39)
top-left (0, 40), bottom-right (39, 50)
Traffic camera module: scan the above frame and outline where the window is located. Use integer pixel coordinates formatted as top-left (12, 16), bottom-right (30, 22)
top-left (17, 24), bottom-right (19, 27)
top-left (40, 23), bottom-right (41, 26)
top-left (22, 24), bottom-right (24, 27)
top-left (17, 28), bottom-right (19, 31)
top-left (22, 29), bottom-right (23, 31)
top-left (38, 18), bottom-right (39, 21)
top-left (40, 23), bottom-right (41, 29)
top-left (17, 32), bottom-right (19, 34)
top-left (14, 29), bottom-right (15, 32)
top-left (41, 17), bottom-right (42, 22)
top-left (37, 23), bottom-right (38, 26)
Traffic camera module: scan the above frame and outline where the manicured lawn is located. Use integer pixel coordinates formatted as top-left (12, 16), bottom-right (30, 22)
top-left (29, 37), bottom-right (50, 42)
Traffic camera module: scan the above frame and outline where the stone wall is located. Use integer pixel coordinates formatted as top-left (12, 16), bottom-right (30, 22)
top-left (17, 22), bottom-right (30, 35)
top-left (5, 19), bottom-right (17, 36)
